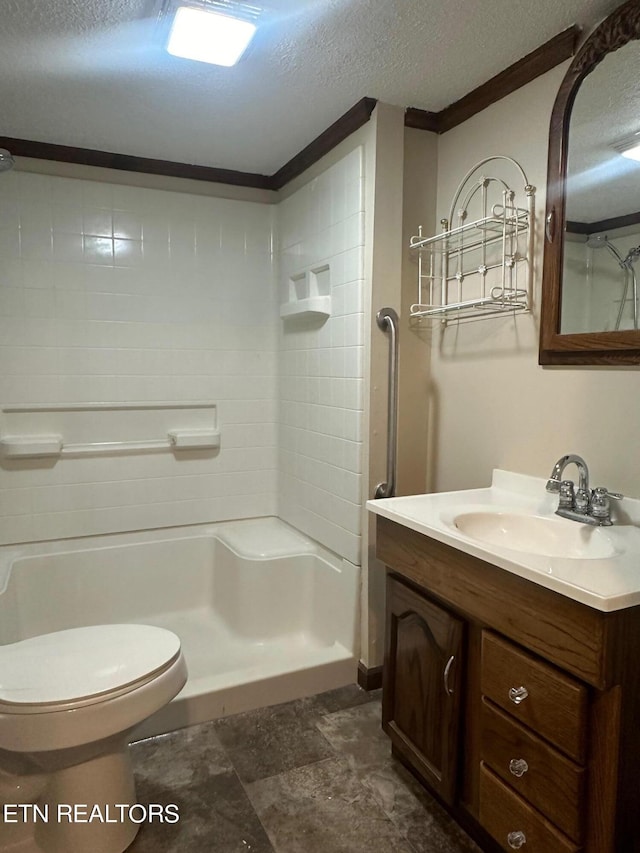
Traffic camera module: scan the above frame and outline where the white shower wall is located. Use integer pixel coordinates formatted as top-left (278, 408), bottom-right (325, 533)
top-left (276, 148), bottom-right (365, 566)
top-left (0, 148), bottom-right (368, 560)
top-left (562, 228), bottom-right (640, 333)
top-left (0, 171), bottom-right (279, 544)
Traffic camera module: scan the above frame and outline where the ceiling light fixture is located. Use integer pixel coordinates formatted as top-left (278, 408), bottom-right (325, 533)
top-left (166, 1), bottom-right (259, 67)
top-left (614, 131), bottom-right (640, 163)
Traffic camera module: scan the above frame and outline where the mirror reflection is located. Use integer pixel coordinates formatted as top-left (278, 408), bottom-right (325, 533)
top-left (561, 38), bottom-right (640, 334)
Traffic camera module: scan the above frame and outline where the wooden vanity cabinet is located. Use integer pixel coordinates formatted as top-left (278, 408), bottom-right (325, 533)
top-left (376, 515), bottom-right (640, 853)
top-left (383, 574), bottom-right (464, 804)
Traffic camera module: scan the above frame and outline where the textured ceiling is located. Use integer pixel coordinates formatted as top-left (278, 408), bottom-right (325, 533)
top-left (567, 38), bottom-right (640, 223)
top-left (0, 0), bottom-right (621, 175)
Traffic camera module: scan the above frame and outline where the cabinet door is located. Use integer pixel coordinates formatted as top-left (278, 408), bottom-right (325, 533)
top-left (383, 574), bottom-right (464, 804)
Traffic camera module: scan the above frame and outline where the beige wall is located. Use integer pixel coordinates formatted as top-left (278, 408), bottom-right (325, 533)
top-left (362, 102), bottom-right (406, 668)
top-left (398, 128), bottom-right (438, 498)
top-left (361, 114), bottom-right (440, 669)
top-left (426, 62), bottom-right (640, 499)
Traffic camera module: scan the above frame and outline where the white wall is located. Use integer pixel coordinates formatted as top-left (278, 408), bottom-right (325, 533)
top-left (0, 170), bottom-right (278, 543)
top-left (276, 148), bottom-right (366, 565)
top-left (428, 63), bottom-right (640, 498)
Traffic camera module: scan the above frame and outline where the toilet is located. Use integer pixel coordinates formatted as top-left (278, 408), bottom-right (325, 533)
top-left (0, 624), bottom-right (187, 853)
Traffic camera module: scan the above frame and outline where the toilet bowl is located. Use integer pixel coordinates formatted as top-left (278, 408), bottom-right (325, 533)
top-left (0, 624), bottom-right (187, 853)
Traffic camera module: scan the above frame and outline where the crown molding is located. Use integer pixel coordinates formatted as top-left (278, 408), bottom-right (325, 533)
top-left (405, 26), bottom-right (579, 135)
top-left (1, 27), bottom-right (580, 190)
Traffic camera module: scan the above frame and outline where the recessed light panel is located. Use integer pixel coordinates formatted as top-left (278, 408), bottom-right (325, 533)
top-left (167, 5), bottom-right (256, 66)
top-left (620, 143), bottom-right (640, 163)
top-left (614, 132), bottom-right (640, 164)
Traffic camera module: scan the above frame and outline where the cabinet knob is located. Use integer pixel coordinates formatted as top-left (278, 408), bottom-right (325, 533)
top-left (509, 758), bottom-right (529, 778)
top-left (508, 685), bottom-right (529, 705)
top-left (507, 830), bottom-right (527, 848)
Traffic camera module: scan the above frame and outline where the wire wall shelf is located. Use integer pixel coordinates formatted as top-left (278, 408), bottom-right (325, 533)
top-left (410, 156), bottom-right (535, 324)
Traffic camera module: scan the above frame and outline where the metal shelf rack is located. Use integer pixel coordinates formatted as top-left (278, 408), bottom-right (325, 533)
top-left (410, 156), bottom-right (535, 323)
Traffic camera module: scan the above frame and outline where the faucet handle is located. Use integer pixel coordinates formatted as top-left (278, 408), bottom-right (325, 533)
top-left (591, 487), bottom-right (623, 522)
top-left (593, 487), bottom-right (623, 501)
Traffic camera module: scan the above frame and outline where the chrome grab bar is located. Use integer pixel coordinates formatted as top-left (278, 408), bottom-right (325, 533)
top-left (374, 307), bottom-right (399, 499)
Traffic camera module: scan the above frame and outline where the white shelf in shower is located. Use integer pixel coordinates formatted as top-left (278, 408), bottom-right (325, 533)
top-left (281, 265), bottom-right (331, 320)
top-left (279, 294), bottom-right (331, 319)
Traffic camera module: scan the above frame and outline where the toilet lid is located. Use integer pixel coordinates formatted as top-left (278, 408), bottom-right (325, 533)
top-left (0, 624), bottom-right (181, 708)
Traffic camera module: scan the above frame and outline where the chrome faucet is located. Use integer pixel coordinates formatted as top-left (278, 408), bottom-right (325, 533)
top-left (546, 454), bottom-right (590, 493)
top-left (546, 454), bottom-right (623, 526)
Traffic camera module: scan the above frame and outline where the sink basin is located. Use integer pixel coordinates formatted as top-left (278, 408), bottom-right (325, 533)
top-left (452, 511), bottom-right (618, 559)
top-left (367, 470), bottom-right (640, 610)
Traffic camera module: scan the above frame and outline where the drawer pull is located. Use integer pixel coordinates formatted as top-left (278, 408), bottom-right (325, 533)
top-left (443, 654), bottom-right (455, 695)
top-left (508, 685), bottom-right (529, 705)
top-left (509, 758), bottom-right (529, 778)
top-left (507, 830), bottom-right (527, 848)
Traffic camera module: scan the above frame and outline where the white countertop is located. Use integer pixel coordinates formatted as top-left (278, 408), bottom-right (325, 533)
top-left (367, 470), bottom-right (640, 612)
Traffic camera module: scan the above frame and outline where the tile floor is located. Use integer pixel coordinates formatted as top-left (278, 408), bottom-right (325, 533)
top-left (128, 684), bottom-right (480, 853)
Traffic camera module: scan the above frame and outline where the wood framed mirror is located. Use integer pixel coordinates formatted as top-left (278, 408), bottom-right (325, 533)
top-left (539, 0), bottom-right (640, 365)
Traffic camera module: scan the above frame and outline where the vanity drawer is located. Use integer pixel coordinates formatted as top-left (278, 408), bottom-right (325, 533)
top-left (481, 698), bottom-right (585, 842)
top-left (481, 631), bottom-right (588, 762)
top-left (479, 763), bottom-right (581, 853)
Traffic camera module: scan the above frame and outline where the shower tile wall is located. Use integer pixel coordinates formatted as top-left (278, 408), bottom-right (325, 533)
top-left (562, 228), bottom-right (640, 333)
top-left (277, 148), bottom-right (365, 566)
top-left (0, 172), bottom-right (278, 544)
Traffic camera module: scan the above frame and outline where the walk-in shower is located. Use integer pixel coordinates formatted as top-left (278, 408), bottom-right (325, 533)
top-left (0, 149), bottom-right (14, 172)
top-left (587, 234), bottom-right (640, 330)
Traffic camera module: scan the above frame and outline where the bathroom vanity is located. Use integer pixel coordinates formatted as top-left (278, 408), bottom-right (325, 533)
top-left (368, 471), bottom-right (640, 853)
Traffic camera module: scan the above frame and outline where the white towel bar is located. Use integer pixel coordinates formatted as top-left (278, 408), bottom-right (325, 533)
top-left (0, 430), bottom-right (221, 459)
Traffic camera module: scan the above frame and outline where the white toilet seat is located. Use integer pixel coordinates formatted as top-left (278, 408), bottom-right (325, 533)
top-left (0, 625), bottom-right (187, 753)
top-left (0, 624), bottom-right (187, 853)
top-left (0, 624), bottom-right (182, 714)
